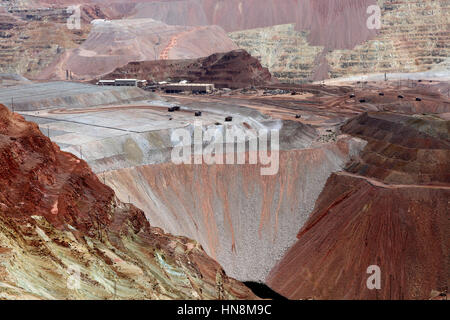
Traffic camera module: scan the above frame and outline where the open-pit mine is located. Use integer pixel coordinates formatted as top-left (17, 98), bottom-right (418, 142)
top-left (0, 0), bottom-right (448, 304)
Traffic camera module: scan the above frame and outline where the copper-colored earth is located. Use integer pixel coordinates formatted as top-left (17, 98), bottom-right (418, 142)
top-left (0, 104), bottom-right (256, 299)
top-left (267, 108), bottom-right (449, 300)
top-left (38, 18), bottom-right (238, 80)
top-left (104, 49), bottom-right (274, 88)
top-left (1, 68), bottom-right (448, 299)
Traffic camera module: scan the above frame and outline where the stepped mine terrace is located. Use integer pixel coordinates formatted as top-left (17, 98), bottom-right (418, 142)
top-left (0, 77), bottom-right (448, 299)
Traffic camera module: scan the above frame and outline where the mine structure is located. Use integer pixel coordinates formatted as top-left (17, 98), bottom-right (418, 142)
top-left (97, 79), bottom-right (148, 87)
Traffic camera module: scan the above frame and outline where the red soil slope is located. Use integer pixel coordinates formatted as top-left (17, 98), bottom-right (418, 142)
top-left (0, 104), bottom-right (255, 299)
top-left (31, 0), bottom-right (377, 50)
top-left (104, 49), bottom-right (274, 88)
top-left (267, 113), bottom-right (449, 300)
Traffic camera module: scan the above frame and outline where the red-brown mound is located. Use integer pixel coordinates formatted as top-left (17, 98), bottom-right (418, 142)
top-left (267, 173), bottom-right (449, 300)
top-left (103, 49), bottom-right (273, 89)
top-left (267, 113), bottom-right (449, 300)
top-left (31, 0), bottom-right (378, 50)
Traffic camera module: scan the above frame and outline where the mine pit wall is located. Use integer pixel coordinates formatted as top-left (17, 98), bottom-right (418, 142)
top-left (63, 129), bottom-right (176, 173)
top-left (229, 0), bottom-right (450, 83)
top-left (98, 137), bottom-right (366, 282)
top-left (0, 82), bottom-right (154, 112)
top-left (10, 87), bottom-right (149, 112)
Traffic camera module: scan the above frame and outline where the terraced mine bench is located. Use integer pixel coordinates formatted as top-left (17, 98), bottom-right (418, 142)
top-left (0, 81), bottom-right (152, 111)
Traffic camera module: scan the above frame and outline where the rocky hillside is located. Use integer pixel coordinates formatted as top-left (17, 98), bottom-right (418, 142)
top-left (104, 49), bottom-right (273, 89)
top-left (38, 18), bottom-right (238, 80)
top-left (230, 0), bottom-right (450, 82)
top-left (101, 136), bottom-right (365, 283)
top-left (3, 0), bottom-right (447, 82)
top-left (0, 4), bottom-right (110, 77)
top-left (0, 104), bottom-right (256, 299)
top-left (267, 112), bottom-right (450, 299)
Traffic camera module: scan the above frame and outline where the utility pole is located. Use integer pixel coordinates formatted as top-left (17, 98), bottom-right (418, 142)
top-left (11, 97), bottom-right (14, 113)
top-left (47, 125), bottom-right (50, 138)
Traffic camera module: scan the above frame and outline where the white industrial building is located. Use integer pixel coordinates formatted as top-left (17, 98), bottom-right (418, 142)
top-left (97, 79), bottom-right (147, 87)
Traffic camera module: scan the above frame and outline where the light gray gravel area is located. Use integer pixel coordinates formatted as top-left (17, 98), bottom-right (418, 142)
top-left (0, 81), bottom-right (153, 111)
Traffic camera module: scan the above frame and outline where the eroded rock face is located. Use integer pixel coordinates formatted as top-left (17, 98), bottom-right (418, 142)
top-left (230, 24), bottom-right (325, 83)
top-left (0, 81), bottom-right (154, 111)
top-left (4, 0), bottom-right (448, 82)
top-left (12, 0), bottom-right (378, 45)
top-left (267, 113), bottom-right (450, 300)
top-left (230, 0), bottom-right (450, 82)
top-left (104, 50), bottom-right (273, 89)
top-left (0, 104), bottom-right (256, 300)
top-left (326, 0), bottom-right (449, 78)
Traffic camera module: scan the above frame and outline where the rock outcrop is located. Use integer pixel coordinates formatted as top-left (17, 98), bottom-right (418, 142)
top-left (0, 104), bottom-right (256, 300)
top-left (3, 0), bottom-right (448, 82)
top-left (230, 0), bottom-right (450, 82)
top-left (101, 137), bottom-right (365, 283)
top-left (104, 49), bottom-right (273, 89)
